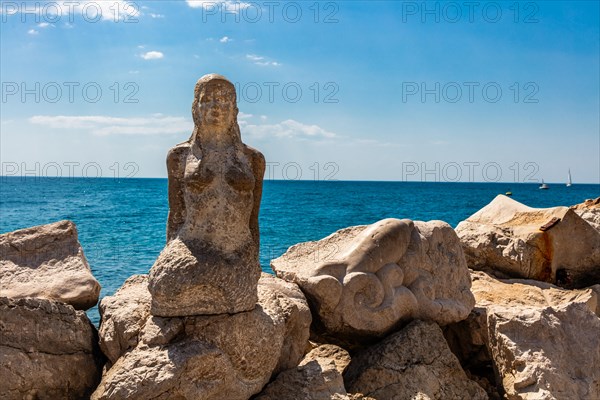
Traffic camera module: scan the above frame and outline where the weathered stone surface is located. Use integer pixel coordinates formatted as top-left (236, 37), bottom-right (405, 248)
top-left (92, 273), bottom-right (311, 400)
top-left (343, 320), bottom-right (487, 400)
top-left (98, 274), bottom-right (151, 365)
top-left (572, 197), bottom-right (600, 232)
top-left (272, 218), bottom-right (475, 341)
top-left (456, 195), bottom-right (600, 288)
top-left (148, 73), bottom-right (266, 317)
top-left (443, 306), bottom-right (499, 399)
top-left (0, 296), bottom-right (103, 399)
top-left (258, 272), bottom-right (313, 372)
top-left (0, 220), bottom-right (100, 310)
top-left (457, 271), bottom-right (600, 400)
top-left (256, 344), bottom-right (351, 400)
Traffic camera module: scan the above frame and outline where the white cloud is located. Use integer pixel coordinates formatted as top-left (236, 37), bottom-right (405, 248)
top-left (256, 61), bottom-right (281, 67)
top-left (246, 54), bottom-right (264, 61)
top-left (238, 112), bottom-right (253, 119)
top-left (129, 70), bottom-right (140, 74)
top-left (29, 115), bottom-right (190, 136)
top-left (141, 51), bottom-right (164, 60)
top-left (27, 29), bottom-right (39, 35)
top-left (246, 54), bottom-right (281, 67)
top-left (38, 22), bottom-right (52, 28)
top-left (219, 36), bottom-right (232, 43)
top-left (186, 1), bottom-right (250, 13)
top-left (149, 13), bottom-right (164, 18)
top-left (242, 119), bottom-right (337, 140)
top-left (7, 1), bottom-right (140, 22)
top-left (0, 5), bottom-right (18, 15)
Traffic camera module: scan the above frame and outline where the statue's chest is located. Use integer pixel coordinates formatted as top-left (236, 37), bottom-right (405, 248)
top-left (184, 152), bottom-right (255, 193)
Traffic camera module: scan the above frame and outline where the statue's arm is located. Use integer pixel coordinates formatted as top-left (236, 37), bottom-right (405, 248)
top-left (166, 142), bottom-right (190, 241)
top-left (246, 145), bottom-right (266, 247)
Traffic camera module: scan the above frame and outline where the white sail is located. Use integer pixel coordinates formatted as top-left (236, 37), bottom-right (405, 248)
top-left (567, 170), bottom-right (572, 186)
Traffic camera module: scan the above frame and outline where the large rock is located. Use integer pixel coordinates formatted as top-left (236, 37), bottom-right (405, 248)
top-left (92, 273), bottom-right (311, 400)
top-left (343, 320), bottom-right (487, 400)
top-left (148, 73), bottom-right (266, 317)
top-left (456, 195), bottom-right (600, 288)
top-left (98, 274), bottom-right (151, 365)
top-left (453, 271), bottom-right (600, 400)
top-left (572, 197), bottom-right (600, 232)
top-left (0, 296), bottom-right (103, 399)
top-left (272, 218), bottom-right (475, 341)
top-left (256, 344), bottom-right (351, 400)
top-left (0, 220), bottom-right (100, 310)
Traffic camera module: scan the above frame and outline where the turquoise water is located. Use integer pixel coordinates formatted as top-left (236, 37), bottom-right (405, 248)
top-left (1, 177), bottom-right (598, 324)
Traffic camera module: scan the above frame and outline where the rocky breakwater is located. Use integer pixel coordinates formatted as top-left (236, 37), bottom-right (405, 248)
top-left (445, 271), bottom-right (600, 400)
top-left (271, 218), bottom-right (487, 399)
top-left (571, 197), bottom-right (600, 232)
top-left (7, 74), bottom-right (598, 399)
top-left (445, 196), bottom-right (600, 400)
top-left (92, 74), bottom-right (312, 400)
top-left (456, 195), bottom-right (600, 288)
top-left (0, 220), bottom-right (103, 399)
top-left (91, 74), bottom-right (485, 399)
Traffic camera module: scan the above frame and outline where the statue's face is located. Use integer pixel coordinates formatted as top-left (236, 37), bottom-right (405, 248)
top-left (198, 81), bottom-right (236, 130)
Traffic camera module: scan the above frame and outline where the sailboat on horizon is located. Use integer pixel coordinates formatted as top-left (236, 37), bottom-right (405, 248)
top-left (539, 179), bottom-right (549, 190)
top-left (567, 169), bottom-right (572, 187)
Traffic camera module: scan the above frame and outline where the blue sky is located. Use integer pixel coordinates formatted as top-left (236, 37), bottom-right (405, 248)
top-left (1, 0), bottom-right (599, 183)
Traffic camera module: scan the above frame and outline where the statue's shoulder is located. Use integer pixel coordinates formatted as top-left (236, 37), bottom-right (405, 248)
top-left (167, 141), bottom-right (191, 172)
top-left (243, 144), bottom-right (265, 165)
top-left (167, 141), bottom-right (191, 159)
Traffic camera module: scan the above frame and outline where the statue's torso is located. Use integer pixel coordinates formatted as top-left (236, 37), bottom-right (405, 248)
top-left (178, 145), bottom-right (256, 254)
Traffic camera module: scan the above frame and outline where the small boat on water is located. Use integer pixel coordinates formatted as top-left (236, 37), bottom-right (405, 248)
top-left (505, 191), bottom-right (513, 196)
top-left (539, 179), bottom-right (549, 190)
top-left (566, 169), bottom-right (572, 187)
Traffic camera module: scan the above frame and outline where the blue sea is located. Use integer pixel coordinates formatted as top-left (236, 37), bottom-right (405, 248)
top-left (1, 177), bottom-right (598, 324)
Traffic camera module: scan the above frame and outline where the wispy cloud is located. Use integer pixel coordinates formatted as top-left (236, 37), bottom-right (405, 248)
top-left (0, 5), bottom-right (19, 14)
top-left (246, 54), bottom-right (281, 67)
top-left (256, 61), bottom-right (281, 67)
top-left (6, 1), bottom-right (140, 21)
top-left (29, 115), bottom-right (190, 136)
top-left (27, 22), bottom-right (53, 35)
top-left (242, 119), bottom-right (337, 140)
top-left (186, 1), bottom-right (250, 12)
top-left (149, 13), bottom-right (164, 18)
top-left (219, 36), bottom-right (232, 43)
top-left (141, 51), bottom-right (164, 60)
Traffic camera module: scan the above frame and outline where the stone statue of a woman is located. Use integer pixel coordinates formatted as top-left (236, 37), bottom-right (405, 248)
top-left (148, 74), bottom-right (266, 316)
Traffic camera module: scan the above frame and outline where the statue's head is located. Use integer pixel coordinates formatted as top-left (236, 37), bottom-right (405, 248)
top-left (192, 74), bottom-right (238, 136)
